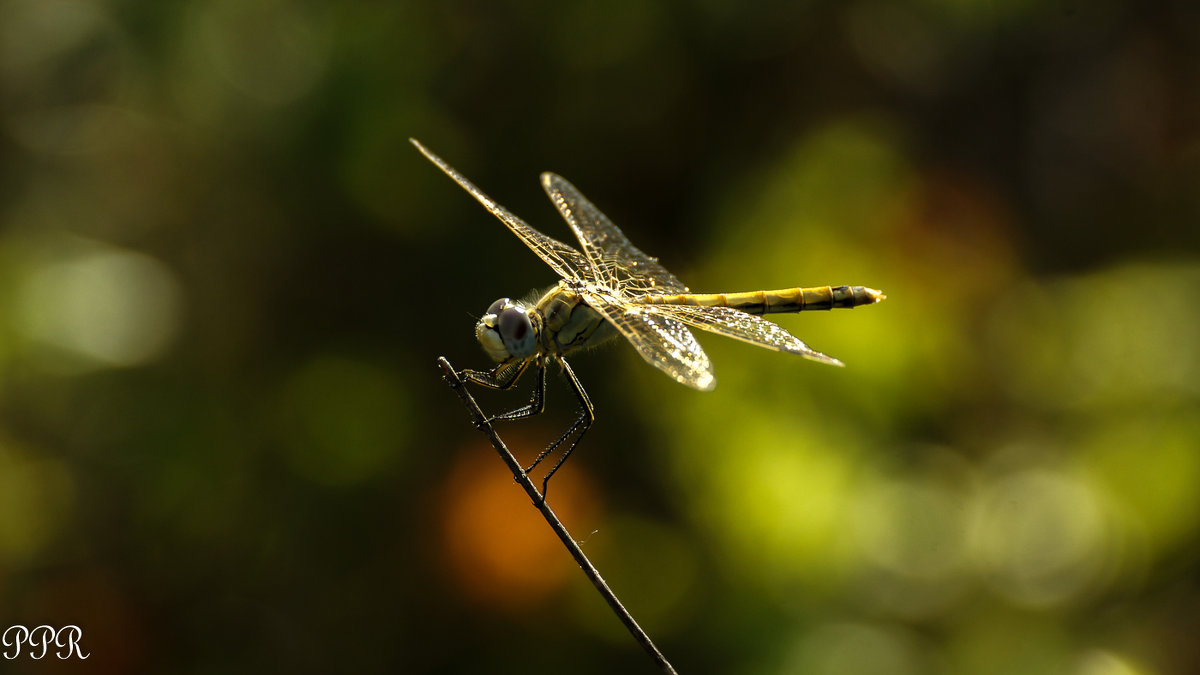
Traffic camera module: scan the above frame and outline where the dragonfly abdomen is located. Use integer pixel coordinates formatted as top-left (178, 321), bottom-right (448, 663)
top-left (641, 285), bottom-right (884, 315)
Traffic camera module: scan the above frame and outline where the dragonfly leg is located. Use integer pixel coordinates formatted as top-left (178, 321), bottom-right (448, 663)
top-left (487, 363), bottom-right (547, 423)
top-left (460, 359), bottom-right (529, 391)
top-left (460, 359), bottom-right (551, 427)
top-left (526, 359), bottom-right (594, 496)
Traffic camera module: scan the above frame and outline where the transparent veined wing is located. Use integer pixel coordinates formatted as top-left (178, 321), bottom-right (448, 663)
top-left (642, 304), bottom-right (843, 366)
top-left (585, 295), bottom-right (716, 391)
top-left (411, 139), bottom-right (593, 280)
top-left (541, 173), bottom-right (689, 296)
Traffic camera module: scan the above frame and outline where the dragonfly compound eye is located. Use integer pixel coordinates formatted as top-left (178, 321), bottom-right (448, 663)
top-left (486, 297), bottom-right (510, 318)
top-left (498, 306), bottom-right (535, 357)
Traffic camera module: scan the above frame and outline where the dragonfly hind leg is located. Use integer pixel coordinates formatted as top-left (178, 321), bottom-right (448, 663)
top-left (525, 358), bottom-right (594, 496)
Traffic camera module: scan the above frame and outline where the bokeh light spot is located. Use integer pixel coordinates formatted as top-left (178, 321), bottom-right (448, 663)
top-left (988, 262), bottom-right (1200, 410)
top-left (1074, 649), bottom-right (1150, 675)
top-left (1084, 415), bottom-right (1200, 553)
top-left (852, 473), bottom-right (971, 617)
top-left (668, 402), bottom-right (864, 597)
top-left (0, 0), bottom-right (107, 77)
top-left (969, 467), bottom-right (1109, 607)
top-left (16, 241), bottom-right (183, 370)
top-left (785, 622), bottom-right (928, 675)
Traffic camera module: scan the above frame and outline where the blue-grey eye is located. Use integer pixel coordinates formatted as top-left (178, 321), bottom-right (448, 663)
top-left (498, 306), bottom-right (535, 357)
top-left (486, 297), bottom-right (509, 317)
top-left (499, 306), bottom-right (529, 341)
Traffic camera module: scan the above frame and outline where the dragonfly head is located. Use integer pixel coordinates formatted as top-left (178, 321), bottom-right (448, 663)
top-left (477, 297), bottom-right (537, 361)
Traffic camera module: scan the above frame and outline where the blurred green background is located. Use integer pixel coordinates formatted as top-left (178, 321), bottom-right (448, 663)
top-left (2, 0), bottom-right (1198, 673)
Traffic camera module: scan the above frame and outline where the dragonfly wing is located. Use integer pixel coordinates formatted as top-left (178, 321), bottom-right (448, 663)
top-left (541, 173), bottom-right (689, 295)
top-left (644, 304), bottom-right (844, 366)
top-left (412, 140), bottom-right (592, 280)
top-left (586, 294), bottom-right (716, 391)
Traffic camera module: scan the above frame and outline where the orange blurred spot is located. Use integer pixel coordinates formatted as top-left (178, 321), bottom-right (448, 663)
top-left (436, 431), bottom-right (601, 612)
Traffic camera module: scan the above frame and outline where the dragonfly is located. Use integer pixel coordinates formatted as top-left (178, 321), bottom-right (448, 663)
top-left (414, 139), bottom-right (884, 493)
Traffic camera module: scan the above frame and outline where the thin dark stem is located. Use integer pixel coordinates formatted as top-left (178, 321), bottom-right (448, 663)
top-left (437, 356), bottom-right (679, 675)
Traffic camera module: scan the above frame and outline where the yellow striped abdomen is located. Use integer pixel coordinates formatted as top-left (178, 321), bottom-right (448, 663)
top-left (639, 285), bottom-right (885, 315)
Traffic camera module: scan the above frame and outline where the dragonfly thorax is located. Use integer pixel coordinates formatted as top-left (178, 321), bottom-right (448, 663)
top-left (477, 297), bottom-right (539, 362)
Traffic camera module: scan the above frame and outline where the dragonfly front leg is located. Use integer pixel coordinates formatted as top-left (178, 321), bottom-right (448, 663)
top-left (488, 363), bottom-right (547, 423)
top-left (459, 359), bottom-right (529, 391)
top-left (526, 358), bottom-right (594, 496)
top-left (460, 358), bottom-right (549, 426)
